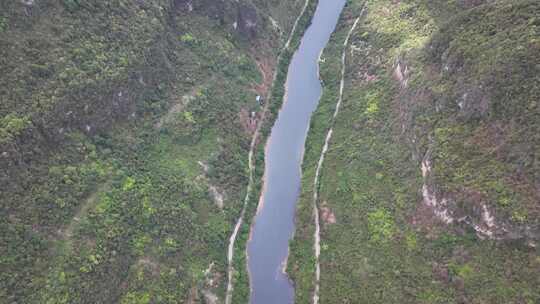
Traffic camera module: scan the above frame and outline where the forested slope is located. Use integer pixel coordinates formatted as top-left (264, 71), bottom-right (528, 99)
top-left (290, 0), bottom-right (539, 303)
top-left (0, 0), bottom-right (304, 302)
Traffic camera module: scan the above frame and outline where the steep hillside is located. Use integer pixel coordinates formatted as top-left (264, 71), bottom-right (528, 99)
top-left (0, 0), bottom-right (305, 303)
top-left (290, 0), bottom-right (539, 303)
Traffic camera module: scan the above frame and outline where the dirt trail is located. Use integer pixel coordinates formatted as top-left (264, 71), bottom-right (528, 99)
top-left (224, 1), bottom-right (311, 303)
top-left (61, 182), bottom-right (110, 241)
top-left (311, 15), bottom-right (362, 304)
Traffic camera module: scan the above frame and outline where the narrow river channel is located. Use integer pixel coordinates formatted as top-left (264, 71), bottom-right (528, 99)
top-left (247, 1), bottom-right (346, 303)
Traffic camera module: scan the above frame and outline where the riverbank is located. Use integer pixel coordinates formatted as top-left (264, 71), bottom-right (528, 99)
top-left (226, 1), bottom-right (321, 303)
top-left (287, 6), bottom-right (361, 301)
top-left (247, 0), bottom-right (347, 303)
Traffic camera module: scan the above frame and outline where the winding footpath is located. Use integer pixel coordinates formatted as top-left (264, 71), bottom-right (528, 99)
top-left (311, 15), bottom-right (362, 304)
top-left (224, 1), bottom-right (311, 303)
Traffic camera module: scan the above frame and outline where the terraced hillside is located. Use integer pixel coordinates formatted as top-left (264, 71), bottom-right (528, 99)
top-left (0, 0), bottom-right (306, 303)
top-left (289, 0), bottom-right (539, 303)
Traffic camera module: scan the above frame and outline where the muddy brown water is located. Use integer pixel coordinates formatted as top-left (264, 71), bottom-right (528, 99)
top-left (246, 1), bottom-right (346, 303)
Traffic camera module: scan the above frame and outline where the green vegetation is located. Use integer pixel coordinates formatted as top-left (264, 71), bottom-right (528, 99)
top-left (0, 16), bottom-right (6, 33)
top-left (0, 0), bottom-right (306, 303)
top-left (0, 114), bottom-right (31, 143)
top-left (290, 0), bottom-right (539, 303)
top-left (2, 0), bottom-right (538, 302)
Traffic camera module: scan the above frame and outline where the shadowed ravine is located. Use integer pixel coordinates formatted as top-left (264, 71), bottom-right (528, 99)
top-left (246, 1), bottom-right (346, 303)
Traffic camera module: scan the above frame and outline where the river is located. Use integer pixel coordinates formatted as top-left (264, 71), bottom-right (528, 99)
top-left (246, 1), bottom-right (346, 303)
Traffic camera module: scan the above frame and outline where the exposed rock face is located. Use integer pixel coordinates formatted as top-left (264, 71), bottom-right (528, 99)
top-left (174, 0), bottom-right (193, 12)
top-left (393, 59), bottom-right (410, 89)
top-left (236, 4), bottom-right (258, 39)
top-left (174, 0), bottom-right (260, 41)
top-left (417, 145), bottom-right (539, 246)
top-left (321, 201), bottom-right (337, 225)
top-left (457, 0), bottom-right (490, 9)
top-left (456, 87), bottom-right (490, 119)
top-left (421, 156), bottom-right (454, 225)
